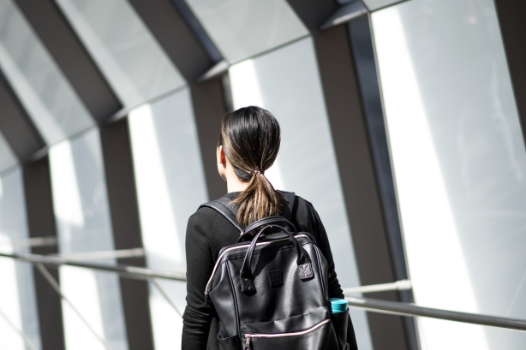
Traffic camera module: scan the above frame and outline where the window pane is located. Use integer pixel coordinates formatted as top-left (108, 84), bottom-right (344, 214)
top-left (128, 87), bottom-right (208, 348)
top-left (0, 131), bottom-right (17, 173)
top-left (49, 128), bottom-right (128, 350)
top-left (373, 0), bottom-right (526, 348)
top-left (363, 0), bottom-right (403, 11)
top-left (55, 0), bottom-right (186, 108)
top-left (0, 167), bottom-right (41, 350)
top-left (229, 37), bottom-right (373, 350)
top-left (0, 0), bottom-right (94, 145)
top-left (185, 0), bottom-right (308, 63)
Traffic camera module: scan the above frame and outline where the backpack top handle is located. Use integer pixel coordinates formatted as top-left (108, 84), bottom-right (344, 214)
top-left (239, 224), bottom-right (312, 293)
top-left (243, 216), bottom-right (296, 235)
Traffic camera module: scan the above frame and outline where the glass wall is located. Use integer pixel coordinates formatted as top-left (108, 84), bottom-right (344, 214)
top-left (185, 0), bottom-right (308, 63)
top-left (372, 0), bottom-right (526, 349)
top-left (0, 0), bottom-right (94, 145)
top-left (2, 0), bottom-right (525, 347)
top-left (128, 87), bottom-right (208, 349)
top-left (0, 131), bottom-right (17, 173)
top-left (49, 129), bottom-right (128, 350)
top-left (55, 0), bottom-right (186, 108)
top-left (363, 0), bottom-right (402, 11)
top-left (229, 37), bottom-right (374, 350)
top-left (0, 167), bottom-right (41, 350)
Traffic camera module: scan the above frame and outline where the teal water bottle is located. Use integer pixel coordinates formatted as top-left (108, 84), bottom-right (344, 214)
top-left (329, 298), bottom-right (348, 314)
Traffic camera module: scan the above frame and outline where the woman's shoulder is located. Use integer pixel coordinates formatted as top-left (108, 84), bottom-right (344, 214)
top-left (187, 205), bottom-right (225, 231)
top-left (288, 193), bottom-right (316, 214)
top-left (286, 193), bottom-right (321, 231)
top-left (187, 198), bottom-right (242, 248)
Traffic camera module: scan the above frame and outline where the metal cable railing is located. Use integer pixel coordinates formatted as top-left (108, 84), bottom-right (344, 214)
top-left (0, 251), bottom-right (186, 282)
top-left (1, 250), bottom-right (526, 333)
top-left (344, 296), bottom-right (526, 332)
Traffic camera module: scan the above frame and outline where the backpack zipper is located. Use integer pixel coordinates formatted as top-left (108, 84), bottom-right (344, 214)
top-left (243, 318), bottom-right (330, 349)
top-left (205, 234), bottom-right (309, 295)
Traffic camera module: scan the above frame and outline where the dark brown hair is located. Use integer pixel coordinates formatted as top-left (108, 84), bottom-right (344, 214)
top-left (219, 106), bottom-right (284, 227)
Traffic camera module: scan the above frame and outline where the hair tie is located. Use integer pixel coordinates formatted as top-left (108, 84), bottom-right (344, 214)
top-left (250, 166), bottom-right (262, 176)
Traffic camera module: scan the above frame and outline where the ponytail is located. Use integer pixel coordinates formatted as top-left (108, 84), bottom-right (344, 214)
top-left (219, 106), bottom-right (284, 227)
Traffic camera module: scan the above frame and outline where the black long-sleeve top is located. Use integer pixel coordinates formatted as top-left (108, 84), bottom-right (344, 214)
top-left (182, 192), bottom-right (358, 349)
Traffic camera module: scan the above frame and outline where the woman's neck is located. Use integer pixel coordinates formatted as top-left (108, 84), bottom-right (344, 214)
top-left (224, 164), bottom-right (249, 193)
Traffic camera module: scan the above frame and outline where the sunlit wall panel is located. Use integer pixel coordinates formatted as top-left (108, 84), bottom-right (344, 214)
top-left (363, 0), bottom-right (404, 11)
top-left (55, 0), bottom-right (186, 108)
top-left (49, 129), bottom-right (128, 350)
top-left (0, 131), bottom-right (17, 173)
top-left (185, 0), bottom-right (308, 63)
top-left (0, 0), bottom-right (94, 145)
top-left (0, 167), bottom-right (41, 350)
top-left (229, 37), bottom-right (373, 350)
top-left (373, 0), bottom-right (526, 349)
top-left (128, 87), bottom-right (208, 349)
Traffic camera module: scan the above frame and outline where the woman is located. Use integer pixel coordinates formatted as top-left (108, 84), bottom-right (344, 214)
top-left (182, 106), bottom-right (358, 349)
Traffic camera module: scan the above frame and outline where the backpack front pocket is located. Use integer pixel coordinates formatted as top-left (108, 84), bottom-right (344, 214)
top-left (243, 318), bottom-right (331, 350)
top-left (240, 308), bottom-right (338, 350)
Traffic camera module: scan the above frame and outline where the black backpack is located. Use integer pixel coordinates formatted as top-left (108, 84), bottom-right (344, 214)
top-left (200, 192), bottom-right (349, 350)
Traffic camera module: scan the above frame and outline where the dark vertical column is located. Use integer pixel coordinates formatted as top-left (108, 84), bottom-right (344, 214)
top-left (313, 25), bottom-right (412, 350)
top-left (0, 70), bottom-right (44, 162)
top-left (99, 118), bottom-right (155, 350)
top-left (494, 1), bottom-right (526, 145)
top-left (14, 0), bottom-right (121, 122)
top-left (286, 0), bottom-right (337, 33)
top-left (23, 157), bottom-right (66, 350)
top-left (127, 0), bottom-right (214, 82)
top-left (0, 68), bottom-right (66, 350)
top-left (348, 15), bottom-right (407, 290)
top-left (348, 15), bottom-right (419, 350)
top-left (191, 77), bottom-right (230, 200)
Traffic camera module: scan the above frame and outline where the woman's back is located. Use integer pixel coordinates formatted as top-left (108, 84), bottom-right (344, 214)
top-left (181, 106), bottom-right (357, 350)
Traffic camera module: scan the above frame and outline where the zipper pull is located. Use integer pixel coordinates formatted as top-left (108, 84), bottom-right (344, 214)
top-left (245, 336), bottom-right (251, 350)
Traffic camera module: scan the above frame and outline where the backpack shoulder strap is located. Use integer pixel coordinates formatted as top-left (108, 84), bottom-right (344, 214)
top-left (199, 191), bottom-right (296, 233)
top-left (199, 197), bottom-right (242, 233)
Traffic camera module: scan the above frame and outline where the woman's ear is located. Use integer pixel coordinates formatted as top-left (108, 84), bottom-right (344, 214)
top-left (217, 145), bottom-right (226, 165)
top-left (216, 145), bottom-right (227, 181)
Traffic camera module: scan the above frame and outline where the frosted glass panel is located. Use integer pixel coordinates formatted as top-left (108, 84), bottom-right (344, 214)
top-left (55, 0), bottom-right (186, 108)
top-left (0, 167), bottom-right (41, 350)
top-left (0, 0), bottom-right (94, 145)
top-left (229, 37), bottom-right (373, 350)
top-left (128, 87), bottom-right (208, 349)
top-left (49, 129), bottom-right (128, 350)
top-left (363, 0), bottom-right (403, 11)
top-left (373, 0), bottom-right (526, 349)
top-left (185, 0), bottom-right (308, 63)
top-left (0, 131), bottom-right (17, 173)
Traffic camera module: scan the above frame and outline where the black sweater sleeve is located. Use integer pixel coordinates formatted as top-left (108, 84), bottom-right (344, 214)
top-left (182, 213), bottom-right (215, 350)
top-left (310, 205), bottom-right (345, 299)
